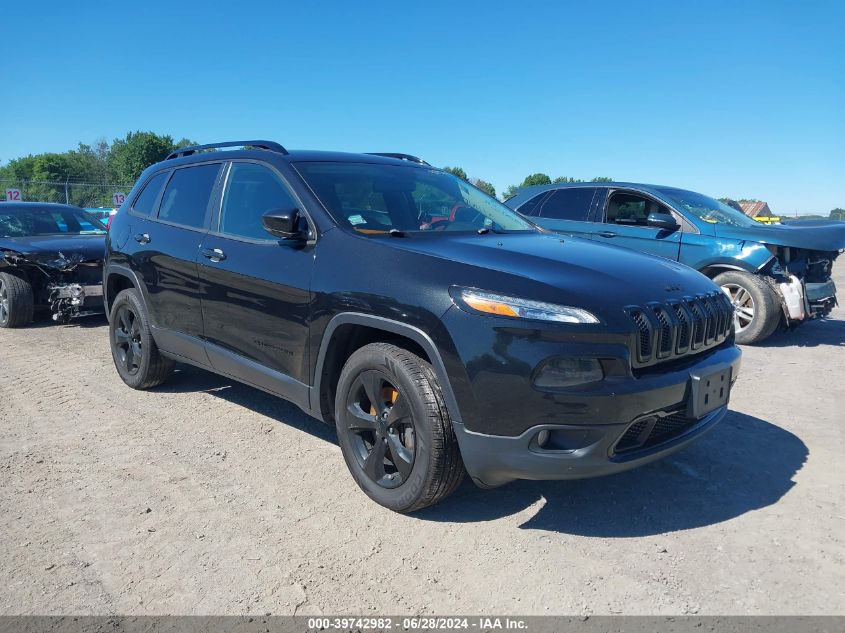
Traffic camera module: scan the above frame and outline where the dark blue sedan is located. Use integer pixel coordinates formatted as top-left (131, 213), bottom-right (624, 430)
top-left (0, 202), bottom-right (106, 327)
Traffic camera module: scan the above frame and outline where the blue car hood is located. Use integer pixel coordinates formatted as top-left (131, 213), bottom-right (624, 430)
top-left (0, 234), bottom-right (106, 269)
top-left (714, 223), bottom-right (845, 251)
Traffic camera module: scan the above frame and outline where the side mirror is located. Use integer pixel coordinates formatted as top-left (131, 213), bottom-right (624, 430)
top-left (647, 212), bottom-right (679, 231)
top-left (262, 208), bottom-right (306, 239)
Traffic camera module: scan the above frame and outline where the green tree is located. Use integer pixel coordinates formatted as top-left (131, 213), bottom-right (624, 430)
top-left (472, 178), bottom-right (496, 198)
top-left (522, 173), bottom-right (551, 187)
top-left (0, 149), bottom-right (108, 204)
top-left (830, 208), bottom-right (845, 221)
top-left (443, 166), bottom-right (468, 181)
top-left (551, 176), bottom-right (612, 184)
top-left (0, 155), bottom-right (39, 182)
top-left (0, 132), bottom-right (196, 205)
top-left (502, 173), bottom-right (553, 200)
top-left (107, 131), bottom-right (184, 183)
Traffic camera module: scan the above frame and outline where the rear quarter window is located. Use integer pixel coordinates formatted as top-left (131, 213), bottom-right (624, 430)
top-left (516, 192), bottom-right (550, 216)
top-left (131, 171), bottom-right (169, 216)
top-left (156, 164), bottom-right (221, 229)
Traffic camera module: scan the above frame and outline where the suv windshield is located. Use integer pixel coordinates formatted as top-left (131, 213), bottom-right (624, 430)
top-left (294, 162), bottom-right (534, 234)
top-left (656, 187), bottom-right (758, 228)
top-left (0, 206), bottom-right (107, 237)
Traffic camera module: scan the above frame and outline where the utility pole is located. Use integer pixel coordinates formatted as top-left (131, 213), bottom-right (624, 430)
top-left (64, 178), bottom-right (70, 204)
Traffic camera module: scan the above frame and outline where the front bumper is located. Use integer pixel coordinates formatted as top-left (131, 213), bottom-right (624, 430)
top-left (452, 345), bottom-right (741, 488)
top-left (805, 279), bottom-right (837, 318)
top-left (778, 275), bottom-right (837, 321)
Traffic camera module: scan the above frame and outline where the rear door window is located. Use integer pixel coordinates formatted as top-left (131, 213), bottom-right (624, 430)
top-left (538, 188), bottom-right (596, 221)
top-left (157, 164), bottom-right (221, 229)
top-left (219, 162), bottom-right (298, 240)
top-left (131, 171), bottom-right (169, 216)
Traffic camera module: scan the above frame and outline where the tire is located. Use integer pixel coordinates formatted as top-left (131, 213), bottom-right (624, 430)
top-left (714, 271), bottom-right (781, 345)
top-left (109, 288), bottom-right (174, 389)
top-left (0, 271), bottom-right (34, 328)
top-left (334, 342), bottom-right (465, 513)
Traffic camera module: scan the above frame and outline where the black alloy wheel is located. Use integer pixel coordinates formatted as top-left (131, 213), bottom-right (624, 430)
top-left (345, 370), bottom-right (416, 489)
top-left (108, 288), bottom-right (174, 389)
top-left (113, 303), bottom-right (143, 376)
top-left (334, 342), bottom-right (465, 512)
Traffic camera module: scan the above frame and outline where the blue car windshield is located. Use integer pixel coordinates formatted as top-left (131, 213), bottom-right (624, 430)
top-left (0, 206), bottom-right (107, 237)
top-left (656, 187), bottom-right (758, 228)
top-left (294, 162), bottom-right (535, 235)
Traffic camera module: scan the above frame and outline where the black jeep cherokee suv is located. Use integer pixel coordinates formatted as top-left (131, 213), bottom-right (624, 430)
top-left (105, 140), bottom-right (741, 512)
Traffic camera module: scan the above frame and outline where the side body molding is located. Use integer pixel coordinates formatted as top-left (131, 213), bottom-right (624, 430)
top-left (311, 313), bottom-right (463, 424)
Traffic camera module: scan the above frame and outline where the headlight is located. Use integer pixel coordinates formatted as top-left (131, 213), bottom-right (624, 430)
top-left (452, 288), bottom-right (599, 324)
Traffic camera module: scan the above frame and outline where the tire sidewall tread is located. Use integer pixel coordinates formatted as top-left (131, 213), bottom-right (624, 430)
top-left (335, 342), bottom-right (465, 513)
top-left (0, 271), bottom-right (35, 328)
top-left (714, 270), bottom-right (781, 345)
top-left (109, 288), bottom-right (174, 389)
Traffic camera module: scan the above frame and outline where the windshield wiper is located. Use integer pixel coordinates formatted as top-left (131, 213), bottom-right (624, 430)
top-left (477, 227), bottom-right (490, 234)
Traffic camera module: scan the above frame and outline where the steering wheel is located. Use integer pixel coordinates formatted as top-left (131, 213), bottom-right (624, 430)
top-left (424, 219), bottom-right (451, 231)
top-left (450, 205), bottom-right (484, 226)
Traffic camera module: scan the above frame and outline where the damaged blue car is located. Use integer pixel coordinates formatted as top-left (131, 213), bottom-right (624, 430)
top-left (0, 202), bottom-right (107, 327)
top-left (507, 183), bottom-right (845, 343)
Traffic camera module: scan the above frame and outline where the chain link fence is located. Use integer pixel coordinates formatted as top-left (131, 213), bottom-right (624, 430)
top-left (1, 179), bottom-right (133, 209)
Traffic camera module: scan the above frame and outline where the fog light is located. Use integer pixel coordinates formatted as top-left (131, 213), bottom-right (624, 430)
top-left (533, 357), bottom-right (603, 390)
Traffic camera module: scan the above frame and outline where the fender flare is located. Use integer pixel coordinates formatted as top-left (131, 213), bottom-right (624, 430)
top-left (699, 262), bottom-right (755, 277)
top-left (311, 312), bottom-right (462, 424)
top-left (103, 263), bottom-right (146, 321)
top-left (698, 257), bottom-right (774, 278)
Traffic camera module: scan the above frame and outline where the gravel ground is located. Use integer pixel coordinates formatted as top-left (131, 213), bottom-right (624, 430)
top-left (1, 265), bottom-right (843, 616)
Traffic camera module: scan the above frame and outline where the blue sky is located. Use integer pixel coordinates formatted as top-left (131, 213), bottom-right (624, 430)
top-left (2, 1), bottom-right (843, 214)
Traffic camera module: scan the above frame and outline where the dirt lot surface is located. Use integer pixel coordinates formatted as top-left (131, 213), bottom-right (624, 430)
top-left (1, 265), bottom-right (843, 616)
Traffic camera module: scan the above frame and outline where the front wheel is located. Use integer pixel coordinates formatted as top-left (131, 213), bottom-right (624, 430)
top-left (714, 270), bottom-right (781, 344)
top-left (0, 271), bottom-right (35, 328)
top-left (334, 343), bottom-right (465, 513)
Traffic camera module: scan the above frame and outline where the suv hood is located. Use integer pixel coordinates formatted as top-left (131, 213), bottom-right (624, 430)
top-left (384, 232), bottom-right (719, 308)
top-left (0, 234), bottom-right (106, 270)
top-left (714, 223), bottom-right (845, 251)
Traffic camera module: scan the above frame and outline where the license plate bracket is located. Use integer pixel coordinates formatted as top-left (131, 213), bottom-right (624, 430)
top-left (687, 366), bottom-right (732, 419)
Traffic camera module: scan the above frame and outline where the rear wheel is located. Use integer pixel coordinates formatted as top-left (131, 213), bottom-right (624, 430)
top-left (335, 343), bottom-right (465, 513)
top-left (714, 270), bottom-right (780, 344)
top-left (109, 288), bottom-right (174, 389)
top-left (0, 271), bottom-right (34, 328)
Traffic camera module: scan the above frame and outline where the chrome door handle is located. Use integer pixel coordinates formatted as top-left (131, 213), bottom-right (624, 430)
top-left (201, 247), bottom-right (226, 262)
top-left (598, 231), bottom-right (617, 238)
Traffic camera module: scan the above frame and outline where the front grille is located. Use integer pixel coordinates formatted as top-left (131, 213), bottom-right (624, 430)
top-left (625, 291), bottom-right (734, 368)
top-left (613, 411), bottom-right (698, 455)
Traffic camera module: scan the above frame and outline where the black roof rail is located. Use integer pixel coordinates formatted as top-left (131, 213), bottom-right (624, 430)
top-left (365, 152), bottom-right (429, 166)
top-left (166, 140), bottom-right (289, 160)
